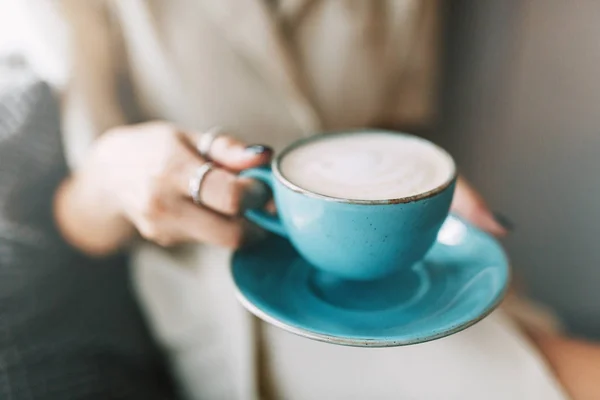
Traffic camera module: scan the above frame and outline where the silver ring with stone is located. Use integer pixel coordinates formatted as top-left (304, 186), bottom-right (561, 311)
top-left (188, 162), bottom-right (215, 205)
top-left (197, 126), bottom-right (223, 159)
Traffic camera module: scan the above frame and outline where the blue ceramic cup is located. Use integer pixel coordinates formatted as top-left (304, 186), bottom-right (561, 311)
top-left (240, 131), bottom-right (457, 281)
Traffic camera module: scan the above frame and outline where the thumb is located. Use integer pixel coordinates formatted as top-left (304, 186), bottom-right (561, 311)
top-left (451, 177), bottom-right (510, 237)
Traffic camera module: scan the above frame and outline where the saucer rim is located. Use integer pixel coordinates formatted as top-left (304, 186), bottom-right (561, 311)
top-left (232, 215), bottom-right (511, 347)
top-left (232, 269), bottom-right (510, 348)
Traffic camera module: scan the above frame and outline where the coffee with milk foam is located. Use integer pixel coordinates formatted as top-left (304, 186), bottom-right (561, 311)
top-left (279, 132), bottom-right (455, 201)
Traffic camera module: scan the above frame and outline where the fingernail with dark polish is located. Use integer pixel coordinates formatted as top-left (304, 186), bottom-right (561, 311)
top-left (240, 180), bottom-right (272, 212)
top-left (493, 212), bottom-right (515, 232)
top-left (245, 144), bottom-right (273, 156)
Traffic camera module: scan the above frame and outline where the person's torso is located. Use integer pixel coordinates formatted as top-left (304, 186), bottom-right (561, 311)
top-left (112, 0), bottom-right (440, 149)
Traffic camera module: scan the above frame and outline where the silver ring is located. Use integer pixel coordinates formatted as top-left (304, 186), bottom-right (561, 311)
top-left (197, 126), bottom-right (223, 159)
top-left (188, 162), bottom-right (215, 205)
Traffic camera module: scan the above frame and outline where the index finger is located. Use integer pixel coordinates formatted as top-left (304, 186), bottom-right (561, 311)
top-left (191, 130), bottom-right (273, 171)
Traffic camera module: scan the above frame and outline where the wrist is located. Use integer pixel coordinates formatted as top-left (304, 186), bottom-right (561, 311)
top-left (53, 172), bottom-right (134, 256)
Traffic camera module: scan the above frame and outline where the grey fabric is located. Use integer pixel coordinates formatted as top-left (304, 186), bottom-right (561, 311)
top-left (0, 58), bottom-right (178, 399)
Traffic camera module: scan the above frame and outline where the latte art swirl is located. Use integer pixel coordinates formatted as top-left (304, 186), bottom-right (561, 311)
top-left (279, 133), bottom-right (455, 200)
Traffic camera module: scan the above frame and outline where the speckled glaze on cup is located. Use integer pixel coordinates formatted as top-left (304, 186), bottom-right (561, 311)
top-left (240, 131), bottom-right (457, 281)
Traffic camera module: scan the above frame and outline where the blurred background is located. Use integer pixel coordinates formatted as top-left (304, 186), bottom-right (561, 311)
top-left (439, 0), bottom-right (600, 339)
top-left (1, 0), bottom-right (599, 340)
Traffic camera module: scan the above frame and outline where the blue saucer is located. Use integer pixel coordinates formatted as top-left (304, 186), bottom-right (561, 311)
top-left (231, 215), bottom-right (510, 347)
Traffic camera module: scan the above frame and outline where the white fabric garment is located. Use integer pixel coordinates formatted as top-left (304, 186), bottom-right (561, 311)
top-left (0, 0), bottom-right (570, 399)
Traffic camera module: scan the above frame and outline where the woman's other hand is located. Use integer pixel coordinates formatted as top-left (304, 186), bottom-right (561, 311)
top-left (451, 177), bottom-right (510, 237)
top-left (54, 122), bottom-right (272, 255)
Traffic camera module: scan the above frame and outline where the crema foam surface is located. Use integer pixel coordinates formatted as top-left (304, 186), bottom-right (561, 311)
top-left (279, 132), bottom-right (455, 200)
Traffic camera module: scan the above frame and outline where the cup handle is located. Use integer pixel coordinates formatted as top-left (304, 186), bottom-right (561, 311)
top-left (239, 166), bottom-right (288, 237)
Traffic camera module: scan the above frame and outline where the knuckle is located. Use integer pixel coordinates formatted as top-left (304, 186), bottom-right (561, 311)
top-left (149, 168), bottom-right (171, 192)
top-left (158, 134), bottom-right (182, 158)
top-left (153, 152), bottom-right (180, 185)
top-left (205, 171), bottom-right (243, 215)
top-left (221, 223), bottom-right (244, 249)
top-left (140, 190), bottom-right (168, 220)
top-left (213, 134), bottom-right (239, 155)
top-left (138, 222), bottom-right (174, 246)
top-left (227, 229), bottom-right (245, 249)
top-left (137, 220), bottom-right (160, 241)
top-left (154, 235), bottom-right (176, 247)
top-left (221, 135), bottom-right (237, 148)
top-left (146, 121), bottom-right (181, 149)
top-left (224, 179), bottom-right (245, 214)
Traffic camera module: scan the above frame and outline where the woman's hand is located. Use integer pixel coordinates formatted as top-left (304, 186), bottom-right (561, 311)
top-left (54, 122), bottom-right (272, 255)
top-left (55, 121), bottom-right (509, 255)
top-left (451, 177), bottom-right (510, 236)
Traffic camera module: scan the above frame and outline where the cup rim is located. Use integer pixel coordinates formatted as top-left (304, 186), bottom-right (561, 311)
top-left (272, 130), bottom-right (458, 205)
